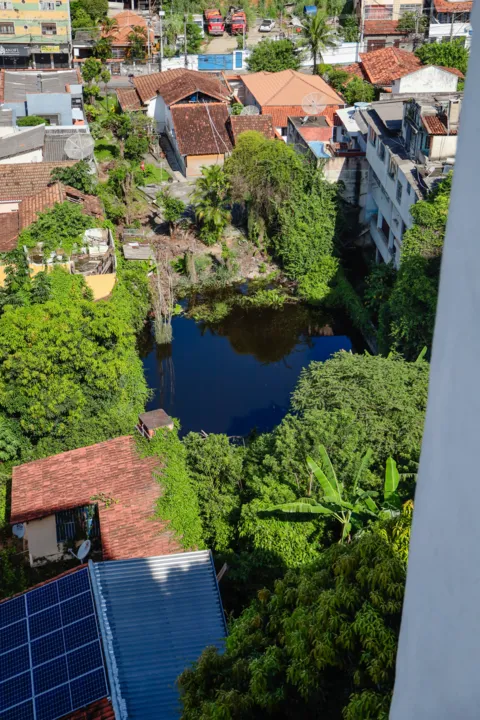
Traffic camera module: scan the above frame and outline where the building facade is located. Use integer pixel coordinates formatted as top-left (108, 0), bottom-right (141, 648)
top-left (0, 0), bottom-right (71, 69)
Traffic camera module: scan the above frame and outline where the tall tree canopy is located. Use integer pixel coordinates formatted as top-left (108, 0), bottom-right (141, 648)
top-left (247, 39), bottom-right (301, 72)
top-left (415, 38), bottom-right (469, 75)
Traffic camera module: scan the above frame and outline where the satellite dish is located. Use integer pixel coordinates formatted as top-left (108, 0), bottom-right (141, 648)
top-left (301, 92), bottom-right (327, 116)
top-left (69, 539), bottom-right (91, 562)
top-left (64, 133), bottom-right (95, 160)
top-left (12, 523), bottom-right (25, 539)
top-left (240, 105), bottom-right (260, 116)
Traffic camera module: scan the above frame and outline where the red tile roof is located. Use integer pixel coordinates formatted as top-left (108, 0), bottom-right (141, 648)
top-left (171, 103), bottom-right (233, 156)
top-left (158, 73), bottom-right (230, 106)
top-left (62, 698), bottom-right (115, 720)
top-left (266, 104), bottom-right (305, 128)
top-left (320, 105), bottom-right (341, 126)
top-left (116, 87), bottom-right (142, 111)
top-left (241, 69), bottom-right (343, 107)
top-left (341, 62), bottom-right (367, 80)
top-left (363, 20), bottom-right (406, 35)
top-left (0, 162), bottom-right (75, 201)
top-left (298, 125), bottom-right (332, 142)
top-left (359, 46), bottom-right (422, 85)
top-left (102, 10), bottom-right (154, 47)
top-left (228, 113), bottom-right (275, 142)
top-left (133, 69), bottom-right (230, 105)
top-left (11, 435), bottom-right (182, 560)
top-left (433, 0), bottom-right (472, 11)
top-left (421, 113), bottom-right (458, 135)
top-left (20, 183), bottom-right (103, 229)
top-left (441, 66), bottom-right (465, 78)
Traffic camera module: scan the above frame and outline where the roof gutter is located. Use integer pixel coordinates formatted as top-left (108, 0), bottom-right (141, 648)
top-left (89, 559), bottom-right (128, 720)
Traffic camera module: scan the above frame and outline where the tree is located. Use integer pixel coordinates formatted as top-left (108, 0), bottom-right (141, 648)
top-left (192, 165), bottom-right (231, 245)
top-left (19, 201), bottom-right (96, 260)
top-left (179, 505), bottom-right (412, 719)
top-left (302, 12), bottom-right (337, 75)
top-left (100, 68), bottom-right (111, 110)
top-left (247, 39), bottom-right (301, 73)
top-left (340, 14), bottom-right (359, 42)
top-left (271, 448), bottom-right (401, 542)
top-left (124, 132), bottom-right (149, 162)
top-left (51, 160), bottom-right (96, 195)
top-left (16, 115), bottom-right (48, 127)
top-left (343, 75), bottom-right (375, 104)
top-left (93, 36), bottom-right (112, 61)
top-left (397, 11), bottom-right (428, 33)
top-left (81, 57), bottom-right (103, 84)
top-left (100, 16), bottom-right (118, 33)
top-left (157, 190), bottom-right (185, 236)
top-left (74, 0), bottom-right (107, 20)
top-left (70, 3), bottom-right (95, 31)
top-left (415, 38), bottom-right (469, 75)
top-left (126, 26), bottom-right (147, 60)
top-left (186, 19), bottom-right (203, 53)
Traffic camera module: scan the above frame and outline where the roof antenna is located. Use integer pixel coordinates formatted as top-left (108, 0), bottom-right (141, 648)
top-left (301, 92), bottom-right (327, 117)
top-left (69, 539), bottom-right (91, 563)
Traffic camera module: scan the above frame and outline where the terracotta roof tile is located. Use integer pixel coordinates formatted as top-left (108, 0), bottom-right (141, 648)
top-left (102, 10), bottom-right (154, 47)
top-left (440, 66), bottom-right (465, 78)
top-left (266, 104), bottom-right (305, 128)
top-left (363, 20), bottom-right (406, 35)
top-left (0, 211), bottom-right (20, 252)
top-left (62, 698), bottom-right (115, 720)
top-left (421, 113), bottom-right (458, 135)
top-left (133, 69), bottom-right (190, 104)
top-left (433, 0), bottom-right (472, 11)
top-left (298, 125), bottom-right (332, 141)
top-left (133, 69), bottom-right (230, 105)
top-left (341, 62), bottom-right (367, 79)
top-left (11, 435), bottom-right (182, 560)
top-left (229, 113), bottom-right (275, 141)
top-left (320, 105), bottom-right (341, 126)
top-left (116, 87), bottom-right (142, 111)
top-left (159, 73), bottom-right (230, 106)
top-left (0, 162), bottom-right (75, 201)
top-left (359, 46), bottom-right (422, 84)
top-left (171, 103), bottom-right (233, 156)
top-left (241, 69), bottom-right (343, 107)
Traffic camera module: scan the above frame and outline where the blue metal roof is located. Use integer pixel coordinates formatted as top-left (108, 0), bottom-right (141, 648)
top-left (89, 551), bottom-right (227, 719)
top-left (308, 140), bottom-right (330, 158)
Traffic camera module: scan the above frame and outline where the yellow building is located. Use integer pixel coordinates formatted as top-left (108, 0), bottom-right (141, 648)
top-left (0, 0), bottom-right (71, 69)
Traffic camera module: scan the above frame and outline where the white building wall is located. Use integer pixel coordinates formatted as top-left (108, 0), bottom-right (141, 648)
top-left (24, 515), bottom-right (63, 566)
top-left (0, 149), bottom-right (42, 164)
top-left (428, 20), bottom-right (472, 47)
top-left (430, 134), bottom-right (458, 160)
top-left (394, 66), bottom-right (459, 94)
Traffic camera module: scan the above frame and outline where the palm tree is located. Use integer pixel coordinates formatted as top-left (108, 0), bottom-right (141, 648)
top-left (101, 17), bottom-right (118, 35)
top-left (192, 166), bottom-right (231, 246)
top-left (302, 13), bottom-right (337, 75)
top-left (270, 447), bottom-right (402, 543)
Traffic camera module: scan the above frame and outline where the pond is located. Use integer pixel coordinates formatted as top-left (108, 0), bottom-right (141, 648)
top-left (140, 296), bottom-right (361, 437)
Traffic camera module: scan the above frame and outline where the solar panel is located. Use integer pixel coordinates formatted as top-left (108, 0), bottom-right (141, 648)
top-left (0, 568), bottom-right (108, 720)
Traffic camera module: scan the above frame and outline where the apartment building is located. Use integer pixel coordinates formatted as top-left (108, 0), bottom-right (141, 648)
top-left (354, 0), bottom-right (424, 51)
top-left (0, 0), bottom-right (71, 69)
top-left (361, 94), bottom-right (461, 267)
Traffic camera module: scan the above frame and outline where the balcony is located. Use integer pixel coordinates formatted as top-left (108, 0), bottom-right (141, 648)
top-left (370, 220), bottom-right (393, 264)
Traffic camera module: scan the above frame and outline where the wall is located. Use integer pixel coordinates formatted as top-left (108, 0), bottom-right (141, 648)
top-left (0, 148), bottom-right (42, 164)
top-left (0, 0), bottom-right (70, 45)
top-left (430, 134), bottom-right (458, 160)
top-left (26, 92), bottom-right (72, 125)
top-left (24, 515), bottom-right (62, 566)
top-left (394, 66), bottom-right (459, 94)
top-left (146, 96), bottom-right (166, 132)
top-left (428, 20), bottom-right (472, 47)
top-left (186, 153), bottom-right (224, 177)
top-left (85, 273), bottom-right (116, 300)
top-left (323, 155), bottom-right (370, 212)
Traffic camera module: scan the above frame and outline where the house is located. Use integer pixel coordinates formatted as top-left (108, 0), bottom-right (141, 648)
top-left (362, 20), bottom-right (414, 52)
top-left (428, 0), bottom-right (472, 46)
top-left (0, 0), bottom-right (70, 69)
top-left (0, 69), bottom-right (85, 125)
top-left (344, 47), bottom-right (463, 91)
top-left (287, 114), bottom-right (333, 159)
top-left (10, 412), bottom-right (181, 566)
top-left (101, 10), bottom-right (154, 61)
top-left (353, 0), bottom-right (423, 50)
top-left (0, 124), bottom-right (94, 163)
top-left (360, 93), bottom-right (461, 266)
top-left (238, 69), bottom-right (344, 139)
top-left (0, 551), bottom-right (226, 719)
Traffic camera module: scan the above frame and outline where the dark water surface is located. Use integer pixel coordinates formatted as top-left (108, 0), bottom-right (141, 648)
top-left (141, 300), bottom-right (358, 436)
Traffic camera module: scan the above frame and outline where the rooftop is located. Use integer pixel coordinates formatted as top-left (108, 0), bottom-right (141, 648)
top-left (158, 72), bottom-right (230, 106)
top-left (43, 128), bottom-right (95, 163)
top-left (132, 69), bottom-right (230, 105)
top-left (11, 435), bottom-right (182, 560)
top-left (433, 0), bottom-right (472, 11)
top-left (359, 47), bottom-right (422, 85)
top-left (0, 124), bottom-right (45, 161)
top-left (0, 162), bottom-right (75, 201)
top-left (228, 113), bottom-right (275, 142)
top-left (115, 87), bottom-right (142, 111)
top-left (170, 103), bottom-right (233, 156)
top-left (240, 69), bottom-right (343, 108)
top-left (363, 20), bottom-right (406, 35)
top-left (2, 70), bottom-right (82, 103)
top-left (102, 10), bottom-right (154, 47)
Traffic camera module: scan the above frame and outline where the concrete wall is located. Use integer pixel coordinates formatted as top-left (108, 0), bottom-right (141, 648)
top-left (85, 273), bottom-right (116, 300)
top-left (26, 92), bottom-right (72, 125)
top-left (430, 134), bottom-right (458, 160)
top-left (428, 20), bottom-right (472, 47)
top-left (186, 153), bottom-right (224, 177)
top-left (0, 148), bottom-right (42, 164)
top-left (24, 515), bottom-right (62, 566)
top-left (394, 66), bottom-right (459, 94)
top-left (323, 155), bottom-right (369, 212)
top-left (146, 95), bottom-right (167, 132)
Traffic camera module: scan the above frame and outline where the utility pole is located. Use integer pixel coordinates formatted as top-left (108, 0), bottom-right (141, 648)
top-left (184, 13), bottom-right (188, 68)
top-left (450, 11), bottom-right (455, 41)
top-left (159, 7), bottom-right (164, 71)
top-left (358, 0), bottom-right (365, 60)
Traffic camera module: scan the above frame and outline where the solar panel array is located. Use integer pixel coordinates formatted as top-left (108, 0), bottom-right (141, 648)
top-left (0, 568), bottom-right (108, 720)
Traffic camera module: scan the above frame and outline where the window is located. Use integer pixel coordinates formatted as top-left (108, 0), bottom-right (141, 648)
top-left (0, 2), bottom-right (13, 9)
top-left (396, 180), bottom-right (403, 203)
top-left (406, 182), bottom-right (411, 195)
top-left (400, 3), bottom-right (420, 14)
top-left (41, 22), bottom-right (57, 35)
top-left (55, 505), bottom-right (100, 543)
top-left (0, 22), bottom-right (14, 34)
top-left (381, 216), bottom-right (390, 240)
top-left (378, 141), bottom-right (385, 161)
top-left (369, 126), bottom-right (377, 147)
top-left (364, 4), bottom-right (393, 18)
top-left (40, 1), bottom-right (55, 9)
top-left (388, 154), bottom-right (397, 180)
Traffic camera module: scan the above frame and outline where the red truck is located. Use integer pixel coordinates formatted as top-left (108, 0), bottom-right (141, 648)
top-left (230, 10), bottom-right (247, 35)
top-left (204, 9), bottom-right (225, 35)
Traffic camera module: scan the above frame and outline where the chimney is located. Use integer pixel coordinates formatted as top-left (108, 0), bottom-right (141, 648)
top-left (136, 409), bottom-right (174, 439)
top-left (448, 99), bottom-right (461, 130)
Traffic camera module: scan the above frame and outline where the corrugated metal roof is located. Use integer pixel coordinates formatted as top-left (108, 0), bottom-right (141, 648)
top-left (89, 551), bottom-right (227, 719)
top-left (0, 124), bottom-right (45, 160)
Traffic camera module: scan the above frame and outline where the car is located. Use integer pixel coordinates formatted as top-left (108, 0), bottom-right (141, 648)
top-left (259, 18), bottom-right (275, 32)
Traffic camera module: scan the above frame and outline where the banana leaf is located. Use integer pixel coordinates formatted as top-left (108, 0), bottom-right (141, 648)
top-left (307, 454), bottom-right (341, 504)
top-left (270, 501), bottom-right (334, 515)
top-left (384, 457), bottom-right (400, 500)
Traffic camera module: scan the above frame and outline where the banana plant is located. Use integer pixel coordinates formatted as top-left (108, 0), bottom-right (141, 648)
top-left (270, 447), bottom-right (402, 543)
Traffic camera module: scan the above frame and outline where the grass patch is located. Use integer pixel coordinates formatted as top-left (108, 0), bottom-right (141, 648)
top-left (94, 139), bottom-right (119, 162)
top-left (136, 164), bottom-right (170, 184)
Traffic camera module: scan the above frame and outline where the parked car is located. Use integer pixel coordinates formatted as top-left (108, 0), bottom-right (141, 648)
top-left (259, 18), bottom-right (276, 32)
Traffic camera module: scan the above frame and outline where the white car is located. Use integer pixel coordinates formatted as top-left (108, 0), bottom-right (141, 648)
top-left (259, 19), bottom-right (275, 32)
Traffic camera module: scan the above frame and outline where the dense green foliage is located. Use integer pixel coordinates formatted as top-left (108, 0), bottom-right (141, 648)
top-left (71, 0), bottom-right (107, 21)
top-left (19, 201), bottom-right (96, 258)
top-left (51, 160), bottom-right (96, 195)
top-left (179, 505), bottom-right (412, 719)
top-left (320, 65), bottom-right (375, 104)
top-left (16, 116), bottom-right (48, 127)
top-left (415, 38), bottom-right (469, 75)
top-left (193, 166), bottom-right (231, 245)
top-left (397, 11), bottom-right (428, 33)
top-left (369, 173), bottom-right (451, 358)
top-left (247, 39), bottom-right (301, 72)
